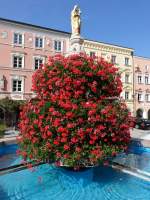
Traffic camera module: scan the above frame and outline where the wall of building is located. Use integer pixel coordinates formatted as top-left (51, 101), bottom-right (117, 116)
top-left (84, 39), bottom-right (134, 114)
top-left (0, 20), bottom-right (70, 100)
top-left (0, 18), bottom-right (143, 117)
top-left (134, 56), bottom-right (150, 119)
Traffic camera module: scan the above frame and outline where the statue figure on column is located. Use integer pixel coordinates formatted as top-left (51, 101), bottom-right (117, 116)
top-left (71, 5), bottom-right (81, 36)
top-left (69, 5), bottom-right (84, 54)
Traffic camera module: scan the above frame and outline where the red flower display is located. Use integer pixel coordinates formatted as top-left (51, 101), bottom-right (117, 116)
top-left (18, 54), bottom-right (133, 168)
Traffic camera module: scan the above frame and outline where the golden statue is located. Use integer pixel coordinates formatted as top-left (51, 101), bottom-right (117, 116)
top-left (71, 5), bottom-right (81, 36)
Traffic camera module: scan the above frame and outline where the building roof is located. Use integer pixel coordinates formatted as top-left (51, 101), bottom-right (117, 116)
top-left (134, 55), bottom-right (150, 60)
top-left (0, 17), bottom-right (71, 35)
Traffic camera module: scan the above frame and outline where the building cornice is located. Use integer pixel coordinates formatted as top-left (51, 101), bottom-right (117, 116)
top-left (0, 66), bottom-right (33, 72)
top-left (123, 85), bottom-right (133, 90)
top-left (84, 39), bottom-right (134, 56)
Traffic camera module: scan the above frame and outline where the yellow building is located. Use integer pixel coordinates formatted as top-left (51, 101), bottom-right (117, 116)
top-left (83, 39), bottom-right (134, 114)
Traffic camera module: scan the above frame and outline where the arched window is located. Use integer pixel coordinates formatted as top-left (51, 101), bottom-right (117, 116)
top-left (136, 109), bottom-right (143, 119)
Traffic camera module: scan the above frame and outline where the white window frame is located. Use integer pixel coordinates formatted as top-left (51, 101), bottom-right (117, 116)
top-left (111, 55), bottom-right (116, 64)
top-left (33, 56), bottom-right (45, 70)
top-left (11, 76), bottom-right (24, 93)
top-left (1, 31), bottom-right (8, 39)
top-left (13, 32), bottom-right (24, 46)
top-left (137, 75), bottom-right (142, 84)
top-left (145, 76), bottom-right (149, 85)
top-left (138, 93), bottom-right (143, 102)
top-left (54, 40), bottom-right (62, 52)
top-left (11, 53), bottom-right (24, 69)
top-left (35, 36), bottom-right (44, 48)
top-left (125, 91), bottom-right (129, 100)
top-left (125, 74), bottom-right (130, 83)
top-left (125, 57), bottom-right (129, 66)
top-left (90, 51), bottom-right (96, 58)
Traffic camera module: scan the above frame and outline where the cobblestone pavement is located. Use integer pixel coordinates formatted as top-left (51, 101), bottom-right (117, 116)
top-left (0, 130), bottom-right (19, 143)
top-left (131, 128), bottom-right (150, 147)
top-left (131, 128), bottom-right (150, 140)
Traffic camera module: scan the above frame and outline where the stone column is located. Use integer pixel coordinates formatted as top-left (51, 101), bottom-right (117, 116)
top-left (70, 35), bottom-right (84, 54)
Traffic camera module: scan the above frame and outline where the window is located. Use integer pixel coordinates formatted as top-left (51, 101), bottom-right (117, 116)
top-left (14, 33), bottom-right (23, 45)
top-left (145, 76), bottom-right (149, 84)
top-left (111, 55), bottom-right (116, 64)
top-left (138, 93), bottom-right (142, 101)
top-left (54, 40), bottom-right (62, 51)
top-left (125, 91), bottom-right (129, 100)
top-left (0, 75), bottom-right (5, 89)
top-left (101, 53), bottom-right (106, 59)
top-left (34, 57), bottom-right (43, 70)
top-left (90, 51), bottom-right (96, 58)
top-left (13, 55), bottom-right (23, 68)
top-left (145, 94), bottom-right (149, 102)
top-left (138, 75), bottom-right (142, 84)
top-left (12, 79), bottom-right (22, 92)
top-left (145, 65), bottom-right (149, 71)
top-left (125, 74), bottom-right (129, 83)
top-left (35, 37), bottom-right (43, 48)
top-left (125, 57), bottom-right (129, 66)
top-left (1, 31), bottom-right (8, 39)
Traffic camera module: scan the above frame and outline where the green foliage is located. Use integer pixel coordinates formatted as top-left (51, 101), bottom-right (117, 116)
top-left (0, 97), bottom-right (25, 112)
top-left (0, 123), bottom-right (7, 138)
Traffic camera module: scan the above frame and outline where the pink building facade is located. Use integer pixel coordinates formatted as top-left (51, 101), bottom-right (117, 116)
top-left (0, 18), bottom-right (150, 118)
top-left (0, 18), bottom-right (70, 100)
top-left (134, 56), bottom-right (150, 119)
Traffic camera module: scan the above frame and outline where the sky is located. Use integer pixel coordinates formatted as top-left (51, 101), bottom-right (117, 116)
top-left (0, 0), bottom-right (150, 57)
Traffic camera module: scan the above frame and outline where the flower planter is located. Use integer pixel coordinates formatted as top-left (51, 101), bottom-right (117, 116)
top-left (61, 166), bottom-right (93, 171)
top-left (18, 54), bottom-right (133, 170)
top-left (56, 161), bottom-right (99, 171)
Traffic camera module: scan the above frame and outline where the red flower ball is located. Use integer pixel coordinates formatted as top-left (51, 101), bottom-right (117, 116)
top-left (18, 54), bottom-right (133, 167)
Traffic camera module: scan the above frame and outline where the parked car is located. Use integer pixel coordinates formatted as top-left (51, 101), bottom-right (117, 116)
top-left (135, 118), bottom-right (150, 130)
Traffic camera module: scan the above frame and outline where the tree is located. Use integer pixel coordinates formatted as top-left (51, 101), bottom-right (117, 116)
top-left (0, 97), bottom-right (25, 126)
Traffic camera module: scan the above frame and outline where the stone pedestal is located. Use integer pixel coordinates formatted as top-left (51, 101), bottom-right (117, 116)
top-left (69, 34), bottom-right (84, 54)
